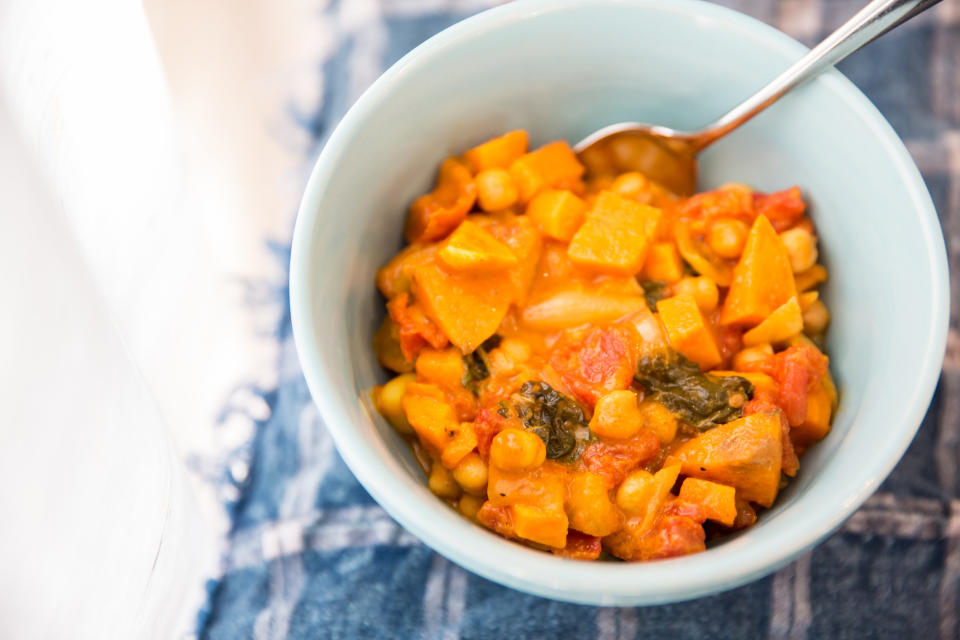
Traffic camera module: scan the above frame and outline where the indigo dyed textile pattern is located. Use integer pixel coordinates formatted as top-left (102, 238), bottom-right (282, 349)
top-left (200, 1), bottom-right (960, 638)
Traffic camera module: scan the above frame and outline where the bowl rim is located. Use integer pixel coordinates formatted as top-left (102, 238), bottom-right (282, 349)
top-left (289, 0), bottom-right (949, 605)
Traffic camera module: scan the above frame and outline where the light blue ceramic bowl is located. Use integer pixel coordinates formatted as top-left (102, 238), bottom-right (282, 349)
top-left (290, 0), bottom-right (948, 605)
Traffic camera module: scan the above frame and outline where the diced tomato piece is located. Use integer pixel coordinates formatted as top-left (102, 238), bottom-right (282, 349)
top-left (742, 344), bottom-right (828, 427)
top-left (474, 406), bottom-right (521, 459)
top-left (476, 501), bottom-right (515, 538)
top-left (552, 530), bottom-right (602, 560)
top-left (679, 186), bottom-right (753, 231)
top-left (643, 515), bottom-right (707, 560)
top-left (753, 187), bottom-right (806, 232)
top-left (550, 325), bottom-right (637, 407)
top-left (663, 497), bottom-right (707, 524)
top-left (581, 429), bottom-right (660, 487)
top-left (604, 511), bottom-right (706, 561)
top-left (386, 293), bottom-right (449, 361)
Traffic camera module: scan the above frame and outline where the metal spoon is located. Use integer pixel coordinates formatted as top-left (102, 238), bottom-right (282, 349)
top-left (575, 0), bottom-right (941, 196)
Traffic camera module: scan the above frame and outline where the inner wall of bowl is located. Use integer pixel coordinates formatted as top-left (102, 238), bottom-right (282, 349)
top-left (308, 2), bottom-right (938, 529)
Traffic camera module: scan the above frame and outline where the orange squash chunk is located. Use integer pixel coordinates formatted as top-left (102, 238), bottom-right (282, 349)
top-left (438, 220), bottom-right (518, 271)
top-left (791, 378), bottom-right (833, 447)
top-left (376, 244), bottom-right (437, 299)
top-left (412, 258), bottom-right (511, 353)
top-left (642, 242), bottom-right (684, 283)
top-left (441, 422), bottom-right (478, 469)
top-left (527, 189), bottom-right (586, 241)
top-left (415, 348), bottom-right (465, 389)
top-left (794, 264), bottom-right (828, 292)
top-left (742, 296), bottom-right (803, 346)
top-left (509, 141), bottom-right (585, 202)
top-left (656, 294), bottom-right (722, 369)
top-left (486, 215), bottom-right (543, 305)
top-left (463, 130), bottom-right (529, 172)
top-left (720, 214), bottom-right (797, 326)
top-left (402, 383), bottom-right (459, 451)
top-left (405, 158), bottom-right (477, 243)
top-left (678, 478), bottom-right (737, 526)
top-left (668, 412), bottom-right (783, 507)
top-left (567, 191), bottom-right (661, 275)
top-left (511, 504), bottom-right (569, 548)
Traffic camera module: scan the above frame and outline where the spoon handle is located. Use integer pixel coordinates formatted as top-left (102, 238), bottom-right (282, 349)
top-left (695, 0), bottom-right (942, 150)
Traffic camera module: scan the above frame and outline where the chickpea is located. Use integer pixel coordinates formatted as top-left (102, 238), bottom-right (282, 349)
top-left (452, 452), bottom-right (489, 496)
top-left (673, 276), bottom-right (719, 313)
top-left (428, 460), bottom-right (461, 499)
top-left (489, 428), bottom-right (546, 471)
top-left (732, 343), bottom-right (774, 370)
top-left (590, 390), bottom-right (644, 439)
top-left (639, 401), bottom-right (678, 444)
top-left (779, 227), bottom-right (819, 273)
top-left (457, 494), bottom-right (484, 520)
top-left (616, 469), bottom-right (655, 515)
top-left (499, 338), bottom-right (531, 364)
top-left (475, 168), bottom-right (519, 212)
top-left (803, 299), bottom-right (831, 335)
top-left (376, 373), bottom-right (416, 434)
top-left (611, 172), bottom-right (650, 200)
top-left (707, 218), bottom-right (749, 259)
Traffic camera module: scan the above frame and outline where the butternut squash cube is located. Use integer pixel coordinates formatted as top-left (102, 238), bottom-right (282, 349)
top-left (567, 191), bottom-right (662, 275)
top-left (678, 478), bottom-right (737, 526)
top-left (527, 189), bottom-right (586, 241)
top-left (509, 141), bottom-right (585, 202)
top-left (642, 242), bottom-right (684, 283)
top-left (511, 504), bottom-right (568, 549)
top-left (791, 378), bottom-right (833, 447)
top-left (412, 258), bottom-right (511, 353)
top-left (485, 215), bottom-right (543, 305)
top-left (668, 412), bottom-right (783, 507)
top-left (441, 423), bottom-right (479, 469)
top-left (742, 296), bottom-right (803, 347)
top-left (794, 264), bottom-right (828, 292)
top-left (402, 383), bottom-right (459, 451)
top-left (463, 130), bottom-right (529, 172)
top-left (656, 293), bottom-right (722, 369)
top-left (720, 215), bottom-right (797, 327)
top-left (415, 348), bottom-right (465, 389)
top-left (438, 220), bottom-right (518, 272)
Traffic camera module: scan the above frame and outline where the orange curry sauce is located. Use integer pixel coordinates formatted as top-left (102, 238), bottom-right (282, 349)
top-left (372, 130), bottom-right (836, 561)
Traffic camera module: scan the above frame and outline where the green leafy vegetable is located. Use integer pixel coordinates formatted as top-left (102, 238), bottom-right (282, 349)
top-left (635, 350), bottom-right (753, 431)
top-left (502, 381), bottom-right (591, 462)
top-left (461, 335), bottom-right (502, 393)
top-left (641, 281), bottom-right (669, 311)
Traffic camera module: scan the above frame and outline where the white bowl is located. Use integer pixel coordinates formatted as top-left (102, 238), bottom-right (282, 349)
top-left (290, 0), bottom-right (948, 605)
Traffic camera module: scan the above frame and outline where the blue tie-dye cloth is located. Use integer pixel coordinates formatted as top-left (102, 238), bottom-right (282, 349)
top-left (199, 2), bottom-right (960, 638)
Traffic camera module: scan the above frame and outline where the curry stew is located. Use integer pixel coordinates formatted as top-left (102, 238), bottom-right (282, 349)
top-left (372, 130), bottom-right (835, 561)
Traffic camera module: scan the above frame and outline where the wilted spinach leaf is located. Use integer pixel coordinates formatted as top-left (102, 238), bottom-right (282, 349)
top-left (461, 335), bottom-right (504, 394)
top-left (635, 350), bottom-right (753, 431)
top-left (641, 281), bottom-right (669, 311)
top-left (503, 381), bottom-right (591, 462)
